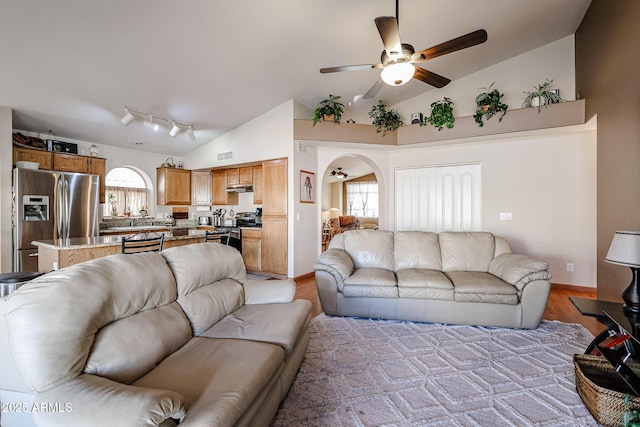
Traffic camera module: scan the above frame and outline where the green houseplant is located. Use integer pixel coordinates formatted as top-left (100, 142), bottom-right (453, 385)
top-left (422, 97), bottom-right (455, 131)
top-left (473, 82), bottom-right (508, 127)
top-left (368, 100), bottom-right (403, 135)
top-left (522, 79), bottom-right (563, 113)
top-left (312, 94), bottom-right (345, 126)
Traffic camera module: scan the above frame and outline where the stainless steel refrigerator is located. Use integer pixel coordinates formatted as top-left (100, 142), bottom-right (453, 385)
top-left (12, 168), bottom-right (100, 272)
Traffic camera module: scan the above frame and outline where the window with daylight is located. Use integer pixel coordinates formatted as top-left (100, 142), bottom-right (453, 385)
top-left (104, 167), bottom-right (151, 217)
top-left (345, 181), bottom-right (379, 217)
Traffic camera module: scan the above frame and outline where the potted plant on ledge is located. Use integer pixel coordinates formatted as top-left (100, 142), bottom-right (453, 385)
top-left (473, 82), bottom-right (508, 127)
top-left (312, 94), bottom-right (345, 126)
top-left (369, 100), bottom-right (403, 135)
top-left (422, 97), bottom-right (455, 131)
top-left (522, 79), bottom-right (563, 113)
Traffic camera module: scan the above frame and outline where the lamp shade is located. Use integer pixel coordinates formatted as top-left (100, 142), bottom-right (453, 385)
top-left (605, 231), bottom-right (640, 267)
top-left (381, 62), bottom-right (415, 86)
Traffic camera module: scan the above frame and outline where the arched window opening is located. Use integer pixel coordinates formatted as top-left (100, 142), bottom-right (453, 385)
top-left (104, 167), bottom-right (151, 217)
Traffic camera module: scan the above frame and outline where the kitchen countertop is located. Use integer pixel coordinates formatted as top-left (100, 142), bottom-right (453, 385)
top-left (33, 229), bottom-right (207, 250)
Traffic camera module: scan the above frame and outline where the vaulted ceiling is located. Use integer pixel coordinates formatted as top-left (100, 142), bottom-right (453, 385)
top-left (0, 0), bottom-right (591, 156)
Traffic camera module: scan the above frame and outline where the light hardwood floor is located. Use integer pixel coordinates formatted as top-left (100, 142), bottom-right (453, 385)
top-left (294, 276), bottom-right (604, 336)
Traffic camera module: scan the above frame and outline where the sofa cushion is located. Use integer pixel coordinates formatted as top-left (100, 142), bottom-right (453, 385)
top-left (394, 231), bottom-right (442, 271)
top-left (200, 300), bottom-right (311, 355)
top-left (162, 243), bottom-right (247, 295)
top-left (439, 232), bottom-right (496, 272)
top-left (330, 230), bottom-right (395, 271)
top-left (446, 271), bottom-right (518, 304)
top-left (344, 267), bottom-right (397, 287)
top-left (5, 252), bottom-right (179, 392)
top-left (162, 243), bottom-right (247, 335)
top-left (342, 285), bottom-right (399, 298)
top-left (396, 269), bottom-right (454, 300)
top-left (133, 337), bottom-right (285, 427)
top-left (84, 302), bottom-right (192, 384)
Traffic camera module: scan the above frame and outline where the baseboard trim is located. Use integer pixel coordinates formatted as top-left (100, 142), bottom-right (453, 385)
top-left (294, 271), bottom-right (315, 282)
top-left (551, 282), bottom-right (597, 294)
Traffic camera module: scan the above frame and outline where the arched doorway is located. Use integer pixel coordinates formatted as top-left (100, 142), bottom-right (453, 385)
top-left (320, 154), bottom-right (385, 248)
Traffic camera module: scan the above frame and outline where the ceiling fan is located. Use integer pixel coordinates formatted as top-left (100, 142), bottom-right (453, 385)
top-left (320, 0), bottom-right (488, 99)
top-left (330, 168), bottom-right (349, 179)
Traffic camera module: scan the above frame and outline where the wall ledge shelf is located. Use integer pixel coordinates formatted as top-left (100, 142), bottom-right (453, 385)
top-left (294, 99), bottom-right (586, 146)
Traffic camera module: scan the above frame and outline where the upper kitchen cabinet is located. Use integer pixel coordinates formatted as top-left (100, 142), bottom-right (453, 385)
top-left (253, 165), bottom-right (262, 204)
top-left (13, 146), bottom-right (52, 170)
top-left (191, 170), bottom-right (212, 205)
top-left (53, 153), bottom-right (89, 173)
top-left (226, 166), bottom-right (253, 186)
top-left (157, 167), bottom-right (191, 205)
top-left (89, 158), bottom-right (106, 203)
top-left (212, 169), bottom-right (238, 205)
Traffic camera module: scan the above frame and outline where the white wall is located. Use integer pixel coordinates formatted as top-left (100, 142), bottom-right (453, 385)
top-left (0, 107), bottom-right (13, 272)
top-left (388, 126), bottom-right (596, 287)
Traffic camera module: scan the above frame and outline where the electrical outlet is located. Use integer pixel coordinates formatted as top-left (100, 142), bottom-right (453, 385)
top-left (566, 263), bottom-right (574, 272)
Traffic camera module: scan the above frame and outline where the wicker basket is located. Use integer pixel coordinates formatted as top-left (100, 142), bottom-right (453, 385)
top-left (574, 354), bottom-right (640, 426)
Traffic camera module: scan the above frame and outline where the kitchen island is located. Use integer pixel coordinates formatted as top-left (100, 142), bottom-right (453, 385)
top-left (33, 230), bottom-right (207, 272)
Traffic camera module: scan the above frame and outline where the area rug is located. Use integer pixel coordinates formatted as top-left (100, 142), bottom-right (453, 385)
top-left (272, 315), bottom-right (598, 426)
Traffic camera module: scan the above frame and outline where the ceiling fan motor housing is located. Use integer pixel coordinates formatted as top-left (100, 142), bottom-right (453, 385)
top-left (381, 43), bottom-right (416, 66)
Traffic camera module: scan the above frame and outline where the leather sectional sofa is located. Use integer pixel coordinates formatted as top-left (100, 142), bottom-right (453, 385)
top-left (0, 243), bottom-right (311, 427)
top-left (315, 230), bottom-right (551, 329)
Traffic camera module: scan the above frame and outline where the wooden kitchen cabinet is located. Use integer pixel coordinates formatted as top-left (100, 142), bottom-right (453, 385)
top-left (261, 158), bottom-right (287, 275)
top-left (191, 170), bottom-right (212, 205)
top-left (53, 152), bottom-right (90, 173)
top-left (241, 228), bottom-right (262, 271)
top-left (227, 168), bottom-right (239, 186)
top-left (212, 169), bottom-right (238, 205)
top-left (13, 146), bottom-right (53, 170)
top-left (253, 165), bottom-right (262, 204)
top-left (239, 166), bottom-right (253, 184)
top-left (262, 159), bottom-right (287, 216)
top-left (157, 167), bottom-right (191, 205)
top-left (89, 157), bottom-right (106, 203)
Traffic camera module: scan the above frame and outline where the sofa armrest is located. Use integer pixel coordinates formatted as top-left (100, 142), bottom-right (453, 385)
top-left (243, 279), bottom-right (296, 304)
top-left (314, 248), bottom-right (354, 289)
top-left (489, 253), bottom-right (552, 291)
top-left (33, 374), bottom-right (185, 427)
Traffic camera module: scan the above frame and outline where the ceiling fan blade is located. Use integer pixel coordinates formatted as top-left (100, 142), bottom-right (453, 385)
top-left (363, 78), bottom-right (385, 99)
top-left (412, 29), bottom-right (488, 63)
top-left (320, 64), bottom-right (380, 73)
top-left (375, 17), bottom-right (403, 58)
top-left (413, 67), bottom-right (451, 88)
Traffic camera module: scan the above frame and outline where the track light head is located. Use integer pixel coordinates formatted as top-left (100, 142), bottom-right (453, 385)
top-left (186, 126), bottom-right (196, 142)
top-left (169, 121), bottom-right (180, 137)
top-left (143, 115), bottom-right (159, 132)
top-left (120, 109), bottom-right (135, 126)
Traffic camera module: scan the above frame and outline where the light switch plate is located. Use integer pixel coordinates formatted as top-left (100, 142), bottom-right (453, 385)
top-left (500, 212), bottom-right (513, 221)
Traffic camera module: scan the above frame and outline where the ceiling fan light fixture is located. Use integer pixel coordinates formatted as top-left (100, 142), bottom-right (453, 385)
top-left (169, 121), bottom-right (180, 137)
top-left (381, 62), bottom-right (415, 86)
top-left (143, 115), bottom-right (159, 132)
top-left (120, 109), bottom-right (135, 126)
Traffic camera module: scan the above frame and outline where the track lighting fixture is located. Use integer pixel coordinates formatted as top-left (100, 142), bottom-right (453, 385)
top-left (143, 115), bottom-right (159, 132)
top-left (119, 107), bottom-right (196, 141)
top-left (186, 126), bottom-right (196, 142)
top-left (169, 121), bottom-right (180, 138)
top-left (120, 108), bottom-right (135, 126)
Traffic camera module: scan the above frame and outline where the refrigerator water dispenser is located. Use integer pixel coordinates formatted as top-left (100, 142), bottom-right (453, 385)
top-left (23, 195), bottom-right (49, 222)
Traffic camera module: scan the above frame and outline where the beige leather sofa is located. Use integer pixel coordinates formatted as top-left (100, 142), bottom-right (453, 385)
top-left (314, 230), bottom-right (551, 329)
top-left (0, 243), bottom-right (311, 427)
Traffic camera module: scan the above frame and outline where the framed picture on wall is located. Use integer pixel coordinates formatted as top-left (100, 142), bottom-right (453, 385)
top-left (300, 170), bottom-right (315, 203)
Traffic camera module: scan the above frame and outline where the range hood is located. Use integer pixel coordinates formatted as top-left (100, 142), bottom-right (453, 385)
top-left (225, 184), bottom-right (253, 193)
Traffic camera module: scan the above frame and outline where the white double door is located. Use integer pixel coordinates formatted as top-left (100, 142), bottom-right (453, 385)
top-left (395, 163), bottom-right (482, 232)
